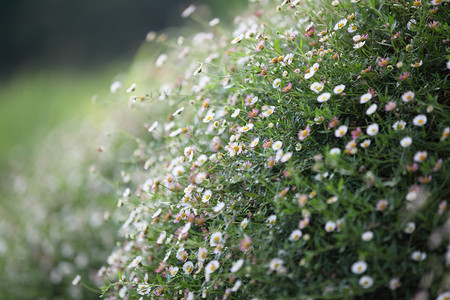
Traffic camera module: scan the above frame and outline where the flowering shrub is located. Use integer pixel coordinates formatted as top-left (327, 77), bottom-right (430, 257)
top-left (99, 0), bottom-right (450, 299)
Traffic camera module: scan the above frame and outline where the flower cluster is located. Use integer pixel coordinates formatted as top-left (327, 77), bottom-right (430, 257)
top-left (98, 0), bottom-right (450, 299)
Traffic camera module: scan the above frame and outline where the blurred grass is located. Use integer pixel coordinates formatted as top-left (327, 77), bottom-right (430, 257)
top-left (0, 66), bottom-right (124, 171)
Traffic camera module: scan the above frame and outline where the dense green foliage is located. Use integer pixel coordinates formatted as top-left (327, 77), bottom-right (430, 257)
top-left (98, 0), bottom-right (450, 299)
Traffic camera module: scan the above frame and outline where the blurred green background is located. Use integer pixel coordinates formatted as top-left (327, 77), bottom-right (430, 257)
top-left (0, 0), bottom-right (246, 298)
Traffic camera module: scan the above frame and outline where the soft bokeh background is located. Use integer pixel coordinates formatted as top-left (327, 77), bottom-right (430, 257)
top-left (0, 0), bottom-right (245, 298)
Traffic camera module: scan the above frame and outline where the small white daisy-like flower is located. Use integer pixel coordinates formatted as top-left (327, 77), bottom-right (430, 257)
top-left (269, 258), bottom-right (284, 271)
top-left (231, 280), bottom-right (242, 292)
top-left (389, 278), bottom-right (401, 290)
top-left (262, 106), bottom-right (275, 118)
top-left (334, 19), bottom-right (348, 31)
top-left (288, 229), bottom-right (303, 241)
top-left (366, 124), bottom-right (379, 136)
top-left (331, 0), bottom-right (339, 6)
top-left (249, 137), bottom-right (259, 148)
top-left (280, 152), bottom-right (293, 163)
top-left (210, 232), bottom-right (223, 246)
top-left (208, 18), bottom-right (220, 27)
top-left (411, 60), bottom-right (423, 68)
top-left (196, 154), bottom-right (208, 166)
top-left (202, 190), bottom-right (212, 203)
top-left (404, 222), bottom-right (416, 234)
top-left (348, 24), bottom-right (357, 33)
top-left (203, 112), bottom-right (215, 123)
top-left (400, 136), bottom-right (412, 148)
top-left (401, 91), bottom-right (415, 102)
top-left (148, 121), bottom-right (159, 132)
top-left (333, 84), bottom-right (345, 94)
top-left (110, 81), bottom-right (122, 93)
top-left (240, 123), bottom-right (254, 132)
top-left (361, 231), bottom-right (374, 241)
top-left (272, 141), bottom-right (283, 150)
top-left (359, 275), bottom-right (374, 289)
top-left (330, 148), bottom-right (341, 155)
top-left (317, 92), bottom-right (331, 103)
top-left (411, 251), bottom-right (426, 261)
top-left (392, 120), bottom-right (406, 131)
top-left (136, 284), bottom-right (151, 295)
top-left (183, 261), bottom-right (194, 274)
top-left (334, 125), bottom-right (348, 138)
top-left (360, 139), bottom-right (371, 148)
top-left (205, 260), bottom-right (220, 274)
top-left (230, 259), bottom-right (245, 273)
top-left (213, 202), bottom-right (225, 212)
top-left (351, 261), bottom-right (368, 274)
top-left (311, 63), bottom-right (320, 73)
top-left (437, 291), bottom-right (450, 300)
top-left (231, 109), bottom-right (240, 118)
top-left (267, 215), bottom-right (277, 226)
top-left (413, 114), bottom-right (427, 126)
top-left (168, 266), bottom-right (179, 276)
top-left (353, 41), bottom-right (366, 49)
top-left (414, 151), bottom-right (427, 163)
top-left (353, 34), bottom-right (363, 42)
top-left (360, 93), bottom-right (373, 104)
top-left (231, 34), bottom-right (244, 44)
top-left (273, 78), bottom-right (282, 89)
top-left (304, 71), bottom-right (315, 80)
top-left (325, 221), bottom-right (337, 232)
top-left (181, 5), bottom-right (196, 18)
top-left (128, 256), bottom-right (143, 269)
top-left (407, 19), bottom-right (417, 30)
top-left (327, 196), bottom-right (338, 204)
top-left (198, 247), bottom-right (207, 262)
top-left (310, 82), bottom-right (324, 93)
top-left (72, 275), bottom-right (81, 286)
top-left (366, 104), bottom-right (377, 115)
top-left (126, 82), bottom-right (136, 93)
top-left (241, 218), bottom-right (249, 229)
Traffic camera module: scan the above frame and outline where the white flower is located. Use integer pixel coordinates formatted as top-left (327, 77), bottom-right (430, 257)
top-left (404, 222), bottom-right (416, 234)
top-left (359, 275), bottom-right (374, 289)
top-left (202, 190), bottom-right (212, 203)
top-left (407, 19), bottom-right (417, 30)
top-left (128, 256), bottom-right (143, 268)
top-left (280, 152), bottom-right (293, 162)
top-left (333, 84), bottom-right (345, 94)
top-left (110, 81), bottom-right (122, 93)
top-left (351, 261), bottom-right (368, 274)
top-left (240, 123), bottom-right (254, 132)
top-left (310, 82), bottom-right (324, 93)
top-left (366, 104), bottom-right (377, 115)
top-left (331, 0), bottom-right (339, 6)
top-left (241, 218), bottom-right (249, 229)
top-left (360, 93), bottom-right (372, 104)
top-left (334, 125), bottom-right (348, 138)
top-left (267, 215), bottom-right (277, 226)
top-left (361, 231), bottom-right (374, 241)
top-left (155, 54), bottom-right (168, 67)
top-left (411, 251), bottom-right (426, 261)
top-left (413, 114), bottom-right (427, 126)
top-left (401, 91), bottom-right (415, 102)
top-left (354, 41), bottom-right (366, 49)
top-left (210, 232), bottom-right (223, 246)
top-left (389, 278), bottom-right (401, 290)
top-left (137, 284), bottom-right (151, 295)
top-left (348, 24), bottom-right (357, 33)
top-left (272, 141), bottom-right (283, 150)
top-left (198, 247), bottom-right (207, 262)
top-left (317, 92), bottom-right (331, 103)
top-left (181, 5), bottom-right (196, 18)
top-left (231, 280), bottom-right (242, 292)
top-left (325, 221), bottom-right (336, 232)
top-left (330, 148), bottom-right (341, 155)
top-left (183, 261), bottom-right (194, 274)
top-left (400, 136), bottom-right (412, 148)
top-left (437, 291), bottom-right (450, 300)
top-left (360, 139), bottom-right (371, 148)
top-left (203, 112), bottom-right (215, 123)
top-left (269, 258), bottom-right (284, 271)
top-left (205, 260), bottom-right (220, 273)
top-left (126, 83), bottom-right (136, 93)
top-left (392, 120), bottom-right (406, 131)
top-left (414, 151), bottom-right (427, 162)
top-left (273, 78), bottom-right (282, 89)
top-left (289, 229), bottom-right (303, 241)
top-left (72, 275), bottom-right (81, 286)
top-left (208, 18), bottom-right (220, 27)
top-left (148, 121), bottom-right (159, 132)
top-left (334, 19), bottom-right (347, 31)
top-left (168, 266), bottom-right (179, 276)
top-left (213, 202), bottom-right (225, 212)
top-left (231, 109), bottom-right (240, 118)
top-left (366, 124), bottom-right (379, 136)
top-left (262, 106), bottom-right (275, 118)
top-left (231, 34), bottom-right (244, 44)
top-left (249, 137), bottom-right (259, 148)
top-left (230, 259), bottom-right (245, 273)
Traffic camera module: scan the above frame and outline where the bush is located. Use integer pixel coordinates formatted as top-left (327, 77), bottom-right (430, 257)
top-left (99, 0), bottom-right (450, 299)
